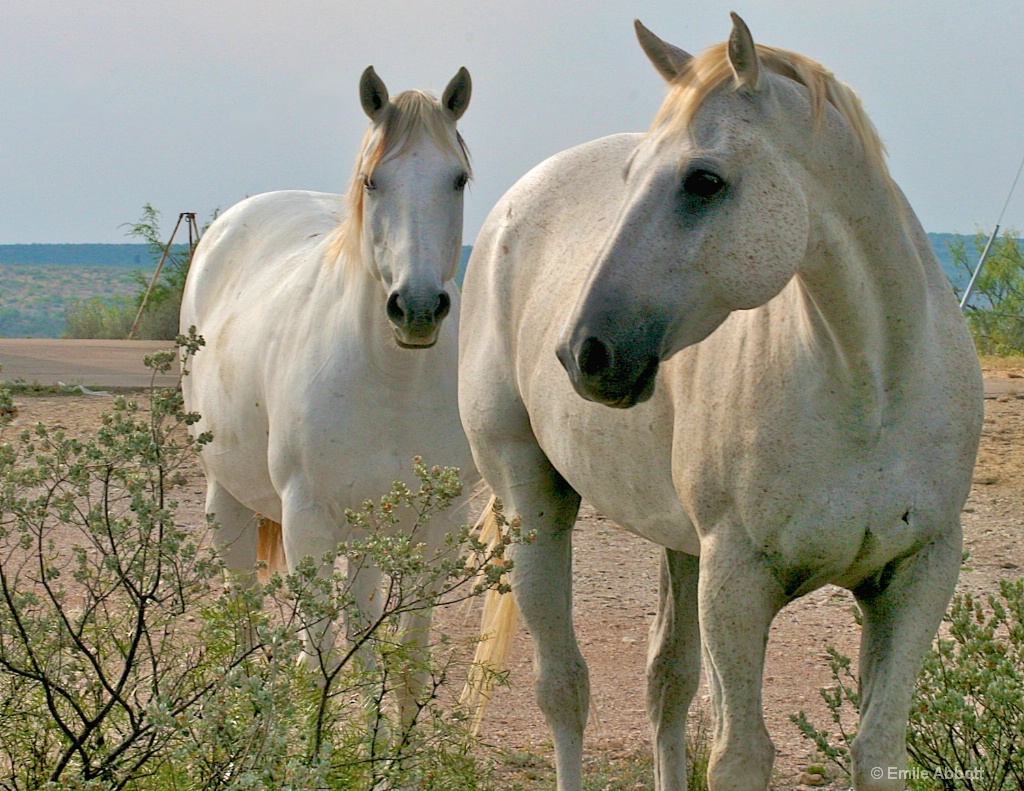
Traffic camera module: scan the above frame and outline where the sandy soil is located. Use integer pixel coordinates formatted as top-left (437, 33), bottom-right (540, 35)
top-left (5, 367), bottom-right (1023, 789)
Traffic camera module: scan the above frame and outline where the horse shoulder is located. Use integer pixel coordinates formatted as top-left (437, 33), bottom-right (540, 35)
top-left (183, 189), bottom-right (349, 464)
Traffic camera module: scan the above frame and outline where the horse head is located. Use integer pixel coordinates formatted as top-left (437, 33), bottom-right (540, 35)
top-left (345, 66), bottom-right (472, 348)
top-left (556, 14), bottom-right (864, 407)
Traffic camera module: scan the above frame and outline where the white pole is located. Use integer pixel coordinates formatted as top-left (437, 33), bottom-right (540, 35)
top-left (958, 151), bottom-right (1024, 312)
top-left (959, 224), bottom-right (1000, 311)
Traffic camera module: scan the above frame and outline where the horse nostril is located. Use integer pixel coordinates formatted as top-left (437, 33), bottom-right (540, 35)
top-left (577, 336), bottom-right (612, 378)
top-left (434, 291), bottom-right (451, 321)
top-left (386, 292), bottom-right (406, 324)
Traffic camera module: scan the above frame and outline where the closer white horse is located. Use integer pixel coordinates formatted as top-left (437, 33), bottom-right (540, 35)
top-left (460, 16), bottom-right (982, 791)
top-left (181, 65), bottom-right (475, 720)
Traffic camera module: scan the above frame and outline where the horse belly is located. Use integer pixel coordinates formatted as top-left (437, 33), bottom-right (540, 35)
top-left (184, 345), bottom-right (281, 517)
top-left (526, 368), bottom-right (698, 555)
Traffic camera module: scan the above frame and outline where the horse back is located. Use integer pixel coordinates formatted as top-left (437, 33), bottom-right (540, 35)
top-left (182, 190), bottom-right (342, 330)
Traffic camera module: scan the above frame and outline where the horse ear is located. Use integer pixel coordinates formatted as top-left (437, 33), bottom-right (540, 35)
top-left (727, 12), bottom-right (761, 93)
top-left (360, 66), bottom-right (389, 120)
top-left (442, 67), bottom-right (472, 121)
top-left (634, 19), bottom-right (692, 82)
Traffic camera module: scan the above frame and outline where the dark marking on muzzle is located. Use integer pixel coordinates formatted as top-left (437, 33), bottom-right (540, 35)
top-left (386, 288), bottom-right (451, 347)
top-left (557, 334), bottom-right (660, 408)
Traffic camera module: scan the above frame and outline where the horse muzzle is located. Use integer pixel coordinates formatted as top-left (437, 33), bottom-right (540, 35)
top-left (386, 288), bottom-right (451, 348)
top-left (556, 333), bottom-right (660, 408)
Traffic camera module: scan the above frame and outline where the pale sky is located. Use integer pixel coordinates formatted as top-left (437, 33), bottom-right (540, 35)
top-left (2, 1), bottom-right (1022, 245)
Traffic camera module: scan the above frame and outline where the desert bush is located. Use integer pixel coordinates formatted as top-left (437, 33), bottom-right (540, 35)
top-left (0, 367), bottom-right (13, 419)
top-left (62, 295), bottom-right (136, 340)
top-left (791, 582), bottom-right (1024, 790)
top-left (0, 334), bottom-right (510, 790)
top-left (953, 230), bottom-right (1024, 356)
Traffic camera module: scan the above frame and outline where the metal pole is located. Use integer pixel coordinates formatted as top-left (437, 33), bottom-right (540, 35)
top-left (959, 224), bottom-right (1000, 311)
top-left (128, 213), bottom-right (186, 340)
top-left (959, 150), bottom-right (1024, 312)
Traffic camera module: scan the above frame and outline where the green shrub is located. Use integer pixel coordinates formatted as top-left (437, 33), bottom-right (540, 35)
top-left (62, 295), bottom-right (136, 339)
top-left (0, 334), bottom-right (510, 790)
top-left (908, 580), bottom-right (1024, 790)
top-left (953, 231), bottom-right (1024, 356)
top-left (791, 583), bottom-right (1024, 790)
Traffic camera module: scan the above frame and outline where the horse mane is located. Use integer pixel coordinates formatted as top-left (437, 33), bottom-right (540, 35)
top-left (650, 42), bottom-right (890, 182)
top-left (329, 90), bottom-right (472, 276)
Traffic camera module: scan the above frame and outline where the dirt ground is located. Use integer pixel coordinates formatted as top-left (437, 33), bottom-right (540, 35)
top-left (5, 365), bottom-right (1023, 789)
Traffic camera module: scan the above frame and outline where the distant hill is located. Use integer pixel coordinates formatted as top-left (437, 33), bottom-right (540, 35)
top-left (1, 243), bottom-right (470, 271)
top-left (0, 244), bottom-right (183, 268)
top-left (457, 245), bottom-right (471, 285)
top-left (0, 237), bottom-right (1005, 338)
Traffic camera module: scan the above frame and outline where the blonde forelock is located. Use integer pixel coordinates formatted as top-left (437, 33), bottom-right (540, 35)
top-left (650, 42), bottom-right (889, 181)
top-left (328, 90), bottom-right (472, 276)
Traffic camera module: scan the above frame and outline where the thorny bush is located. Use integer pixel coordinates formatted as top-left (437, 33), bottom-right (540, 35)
top-left (790, 579), bottom-right (1024, 790)
top-left (0, 332), bottom-right (515, 790)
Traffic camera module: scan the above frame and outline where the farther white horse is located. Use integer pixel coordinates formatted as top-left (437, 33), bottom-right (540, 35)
top-left (460, 16), bottom-right (982, 791)
top-left (181, 65), bottom-right (475, 720)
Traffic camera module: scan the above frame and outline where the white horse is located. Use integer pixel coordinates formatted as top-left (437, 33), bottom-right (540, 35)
top-left (459, 16), bottom-right (982, 791)
top-left (180, 65), bottom-right (475, 721)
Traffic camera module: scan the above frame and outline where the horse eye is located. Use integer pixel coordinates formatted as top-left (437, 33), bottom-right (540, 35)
top-left (454, 172), bottom-right (469, 192)
top-left (362, 175), bottom-right (377, 192)
top-left (683, 170), bottom-right (725, 199)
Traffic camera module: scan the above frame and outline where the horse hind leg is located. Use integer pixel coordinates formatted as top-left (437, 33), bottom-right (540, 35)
top-left (850, 524), bottom-right (962, 790)
top-left (205, 481), bottom-right (262, 654)
top-left (647, 548), bottom-right (701, 791)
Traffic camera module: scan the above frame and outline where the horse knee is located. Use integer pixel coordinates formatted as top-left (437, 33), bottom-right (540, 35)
top-left (535, 653), bottom-right (589, 731)
top-left (646, 653), bottom-right (700, 720)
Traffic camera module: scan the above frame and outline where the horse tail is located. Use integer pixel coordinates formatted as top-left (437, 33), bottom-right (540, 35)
top-left (459, 494), bottom-right (520, 736)
top-left (256, 517), bottom-right (288, 584)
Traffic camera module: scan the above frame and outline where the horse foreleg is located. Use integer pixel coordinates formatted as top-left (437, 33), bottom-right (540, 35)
top-left (391, 510), bottom-right (455, 731)
top-left (357, 545), bottom-right (438, 732)
top-left (850, 525), bottom-right (961, 791)
top-left (504, 462), bottom-right (585, 791)
top-left (281, 492), bottom-right (343, 678)
top-left (206, 482), bottom-right (262, 656)
top-left (346, 553), bottom-right (385, 669)
top-left (394, 600), bottom-right (434, 730)
top-left (647, 548), bottom-right (701, 791)
top-left (699, 532), bottom-right (786, 791)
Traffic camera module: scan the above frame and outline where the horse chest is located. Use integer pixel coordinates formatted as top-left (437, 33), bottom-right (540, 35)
top-left (291, 377), bottom-right (463, 450)
top-left (678, 406), bottom-right (959, 589)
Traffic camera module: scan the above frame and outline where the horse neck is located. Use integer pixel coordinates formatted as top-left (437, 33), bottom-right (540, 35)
top-left (794, 177), bottom-right (930, 389)
top-left (343, 256), bottom-right (391, 338)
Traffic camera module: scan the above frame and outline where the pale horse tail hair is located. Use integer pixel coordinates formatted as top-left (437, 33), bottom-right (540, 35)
top-left (459, 494), bottom-right (520, 736)
top-left (256, 517), bottom-right (288, 584)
